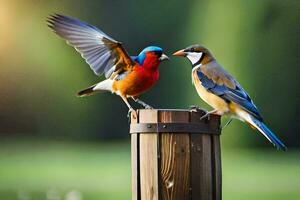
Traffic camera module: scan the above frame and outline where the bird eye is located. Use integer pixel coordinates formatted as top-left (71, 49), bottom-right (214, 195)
top-left (154, 51), bottom-right (162, 57)
top-left (191, 48), bottom-right (195, 52)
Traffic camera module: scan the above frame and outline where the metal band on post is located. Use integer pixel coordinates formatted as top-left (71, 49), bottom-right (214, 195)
top-left (130, 122), bottom-right (221, 134)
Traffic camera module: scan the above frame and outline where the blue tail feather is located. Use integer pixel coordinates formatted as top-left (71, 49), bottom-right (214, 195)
top-left (251, 117), bottom-right (287, 151)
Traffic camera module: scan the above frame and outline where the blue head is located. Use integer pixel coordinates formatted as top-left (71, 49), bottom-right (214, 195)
top-left (134, 46), bottom-right (169, 65)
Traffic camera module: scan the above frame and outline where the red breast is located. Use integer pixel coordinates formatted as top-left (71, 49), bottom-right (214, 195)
top-left (113, 52), bottom-right (160, 96)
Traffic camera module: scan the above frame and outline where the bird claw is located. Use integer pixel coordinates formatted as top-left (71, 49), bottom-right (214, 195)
top-left (144, 105), bottom-right (154, 109)
top-left (128, 108), bottom-right (137, 119)
top-left (190, 105), bottom-right (201, 112)
top-left (200, 109), bottom-right (217, 121)
top-left (200, 112), bottom-right (210, 121)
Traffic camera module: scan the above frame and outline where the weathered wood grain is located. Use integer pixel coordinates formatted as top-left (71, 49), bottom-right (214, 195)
top-left (212, 135), bottom-right (222, 200)
top-left (190, 111), bottom-right (213, 200)
top-left (159, 110), bottom-right (190, 200)
top-left (139, 110), bottom-right (159, 200)
top-left (131, 111), bottom-right (139, 200)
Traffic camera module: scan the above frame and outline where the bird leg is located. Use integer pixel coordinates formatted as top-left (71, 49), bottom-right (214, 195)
top-left (132, 97), bottom-right (154, 109)
top-left (120, 95), bottom-right (137, 119)
top-left (200, 109), bottom-right (218, 121)
top-left (222, 118), bottom-right (233, 129)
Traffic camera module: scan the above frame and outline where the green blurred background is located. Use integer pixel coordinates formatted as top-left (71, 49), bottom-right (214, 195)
top-left (0, 0), bottom-right (299, 199)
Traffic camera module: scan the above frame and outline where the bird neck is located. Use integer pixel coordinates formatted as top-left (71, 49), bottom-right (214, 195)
top-left (201, 52), bottom-right (215, 65)
top-left (192, 55), bottom-right (216, 72)
top-left (141, 54), bottom-right (160, 71)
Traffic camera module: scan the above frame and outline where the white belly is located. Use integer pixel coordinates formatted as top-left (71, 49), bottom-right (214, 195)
top-left (192, 71), bottom-right (229, 115)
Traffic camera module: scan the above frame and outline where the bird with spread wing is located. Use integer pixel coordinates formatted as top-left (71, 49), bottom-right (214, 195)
top-left (173, 45), bottom-right (286, 150)
top-left (47, 14), bottom-right (169, 117)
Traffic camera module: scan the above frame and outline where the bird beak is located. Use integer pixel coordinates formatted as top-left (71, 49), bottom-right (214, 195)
top-left (172, 49), bottom-right (186, 57)
top-left (159, 53), bottom-right (170, 61)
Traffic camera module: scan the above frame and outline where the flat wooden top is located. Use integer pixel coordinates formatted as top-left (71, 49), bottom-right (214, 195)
top-left (130, 109), bottom-right (221, 134)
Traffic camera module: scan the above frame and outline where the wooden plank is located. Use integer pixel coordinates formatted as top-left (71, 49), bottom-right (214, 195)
top-left (139, 109), bottom-right (159, 200)
top-left (212, 135), bottom-right (222, 200)
top-left (190, 111), bottom-right (213, 200)
top-left (131, 110), bottom-right (139, 200)
top-left (131, 134), bottom-right (139, 200)
top-left (159, 110), bottom-right (190, 200)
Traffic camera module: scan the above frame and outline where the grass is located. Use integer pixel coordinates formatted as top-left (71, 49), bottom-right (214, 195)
top-left (0, 138), bottom-right (299, 200)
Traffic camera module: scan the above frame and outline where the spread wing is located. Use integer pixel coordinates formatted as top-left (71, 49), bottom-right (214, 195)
top-left (197, 61), bottom-right (263, 120)
top-left (47, 14), bottom-right (135, 78)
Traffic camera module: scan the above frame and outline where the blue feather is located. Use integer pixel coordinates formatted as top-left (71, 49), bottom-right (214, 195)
top-left (140, 46), bottom-right (163, 53)
top-left (195, 65), bottom-right (286, 150)
top-left (130, 56), bottom-right (138, 61)
top-left (250, 116), bottom-right (287, 150)
top-left (136, 53), bottom-right (146, 65)
top-left (135, 46), bottom-right (163, 65)
top-left (196, 70), bottom-right (262, 120)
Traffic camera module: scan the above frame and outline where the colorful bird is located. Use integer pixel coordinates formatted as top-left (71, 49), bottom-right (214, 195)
top-left (47, 14), bottom-right (169, 117)
top-left (173, 45), bottom-right (286, 150)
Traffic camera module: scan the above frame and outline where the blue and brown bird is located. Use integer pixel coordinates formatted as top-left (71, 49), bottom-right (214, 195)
top-left (47, 14), bottom-right (169, 117)
top-left (173, 45), bottom-right (286, 150)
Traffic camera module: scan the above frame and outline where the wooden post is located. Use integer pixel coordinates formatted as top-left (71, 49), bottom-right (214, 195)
top-left (130, 109), bottom-right (221, 200)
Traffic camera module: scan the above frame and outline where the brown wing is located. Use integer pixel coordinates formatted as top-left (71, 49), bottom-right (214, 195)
top-left (200, 61), bottom-right (236, 89)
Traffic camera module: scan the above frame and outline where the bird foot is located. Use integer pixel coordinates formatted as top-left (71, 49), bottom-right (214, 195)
top-left (200, 110), bottom-right (217, 121)
top-left (144, 105), bottom-right (154, 109)
top-left (189, 105), bottom-right (202, 112)
top-left (133, 98), bottom-right (153, 110)
top-left (128, 108), bottom-right (137, 120)
top-left (200, 112), bottom-right (210, 121)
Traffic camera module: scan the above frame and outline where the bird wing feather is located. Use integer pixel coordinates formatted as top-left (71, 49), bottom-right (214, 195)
top-left (47, 14), bottom-right (135, 78)
top-left (197, 61), bottom-right (263, 120)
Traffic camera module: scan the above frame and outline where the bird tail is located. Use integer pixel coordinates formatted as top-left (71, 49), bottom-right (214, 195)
top-left (77, 79), bottom-right (113, 97)
top-left (77, 85), bottom-right (97, 97)
top-left (236, 109), bottom-right (287, 150)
